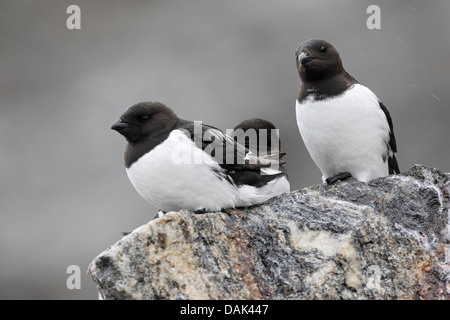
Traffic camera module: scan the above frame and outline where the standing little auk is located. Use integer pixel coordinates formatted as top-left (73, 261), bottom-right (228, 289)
top-left (294, 39), bottom-right (400, 184)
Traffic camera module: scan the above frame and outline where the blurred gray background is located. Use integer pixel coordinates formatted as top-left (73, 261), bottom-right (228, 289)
top-left (0, 0), bottom-right (449, 299)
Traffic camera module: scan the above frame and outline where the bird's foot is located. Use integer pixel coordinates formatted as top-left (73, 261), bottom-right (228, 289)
top-left (221, 207), bottom-right (235, 214)
top-left (326, 171), bottom-right (352, 185)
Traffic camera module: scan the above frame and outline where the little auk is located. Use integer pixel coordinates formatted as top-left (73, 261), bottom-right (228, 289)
top-left (232, 117), bottom-right (290, 191)
top-left (111, 102), bottom-right (289, 213)
top-left (294, 39), bottom-right (400, 184)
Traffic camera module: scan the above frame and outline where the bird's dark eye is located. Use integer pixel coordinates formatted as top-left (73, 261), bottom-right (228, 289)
top-left (319, 46), bottom-right (327, 53)
top-left (140, 115), bottom-right (149, 121)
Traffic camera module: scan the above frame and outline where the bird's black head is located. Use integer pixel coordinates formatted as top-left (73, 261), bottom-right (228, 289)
top-left (294, 39), bottom-right (344, 81)
top-left (233, 118), bottom-right (280, 155)
top-left (111, 102), bottom-right (178, 143)
top-left (233, 118), bottom-right (276, 132)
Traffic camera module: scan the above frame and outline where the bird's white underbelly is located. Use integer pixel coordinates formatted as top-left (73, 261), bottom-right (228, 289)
top-left (296, 84), bottom-right (390, 182)
top-left (236, 175), bottom-right (290, 207)
top-left (126, 130), bottom-right (239, 212)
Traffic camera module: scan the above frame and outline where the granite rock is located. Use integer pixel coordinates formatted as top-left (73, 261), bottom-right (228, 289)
top-left (88, 165), bottom-right (450, 299)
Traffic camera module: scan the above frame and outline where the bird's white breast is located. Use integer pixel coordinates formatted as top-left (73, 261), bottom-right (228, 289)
top-left (126, 129), bottom-right (239, 212)
top-left (296, 84), bottom-right (390, 182)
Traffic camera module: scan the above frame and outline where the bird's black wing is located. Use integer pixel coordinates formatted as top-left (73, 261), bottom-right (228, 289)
top-left (177, 120), bottom-right (286, 186)
top-left (379, 102), bottom-right (400, 174)
top-left (176, 120), bottom-right (246, 167)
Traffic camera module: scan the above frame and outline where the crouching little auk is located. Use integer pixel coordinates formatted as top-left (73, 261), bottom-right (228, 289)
top-left (111, 102), bottom-right (289, 214)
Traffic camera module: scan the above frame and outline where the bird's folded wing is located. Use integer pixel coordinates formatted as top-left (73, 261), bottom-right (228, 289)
top-left (181, 121), bottom-right (284, 172)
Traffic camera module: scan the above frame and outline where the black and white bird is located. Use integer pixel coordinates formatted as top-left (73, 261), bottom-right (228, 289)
top-left (232, 118), bottom-right (290, 190)
top-left (294, 39), bottom-right (400, 184)
top-left (111, 102), bottom-right (289, 213)
top-left (233, 118), bottom-right (280, 156)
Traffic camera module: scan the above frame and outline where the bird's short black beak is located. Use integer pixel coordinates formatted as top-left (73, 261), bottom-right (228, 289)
top-left (299, 51), bottom-right (313, 65)
top-left (111, 119), bottom-right (129, 131)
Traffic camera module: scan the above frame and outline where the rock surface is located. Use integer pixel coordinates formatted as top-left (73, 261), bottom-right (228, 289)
top-left (88, 165), bottom-right (450, 299)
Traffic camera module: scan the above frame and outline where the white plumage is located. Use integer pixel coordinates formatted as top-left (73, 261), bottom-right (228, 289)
top-left (126, 129), bottom-right (289, 212)
top-left (236, 175), bottom-right (290, 207)
top-left (126, 130), bottom-right (239, 212)
top-left (296, 84), bottom-right (391, 182)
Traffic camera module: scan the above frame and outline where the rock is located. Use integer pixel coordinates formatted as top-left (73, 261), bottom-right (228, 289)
top-left (88, 165), bottom-right (450, 299)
